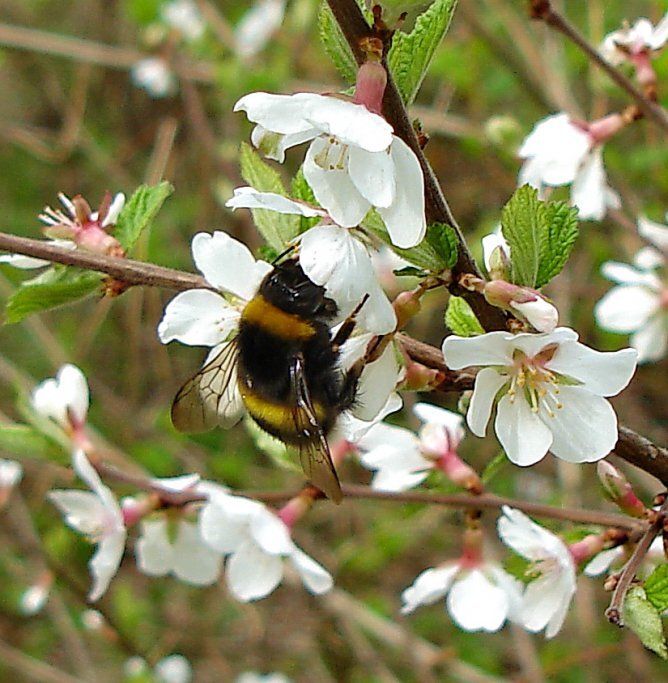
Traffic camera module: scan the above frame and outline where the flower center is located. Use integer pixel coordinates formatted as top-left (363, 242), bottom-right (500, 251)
top-left (507, 347), bottom-right (563, 418)
top-left (314, 137), bottom-right (349, 171)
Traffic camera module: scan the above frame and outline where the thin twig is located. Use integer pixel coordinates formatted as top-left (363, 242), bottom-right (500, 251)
top-left (605, 500), bottom-right (667, 625)
top-left (529, 0), bottom-right (668, 133)
top-left (324, 0), bottom-right (508, 332)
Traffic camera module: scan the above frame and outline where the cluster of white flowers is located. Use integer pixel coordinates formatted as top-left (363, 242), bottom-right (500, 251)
top-left (595, 214), bottom-right (668, 363)
top-left (32, 366), bottom-right (333, 604)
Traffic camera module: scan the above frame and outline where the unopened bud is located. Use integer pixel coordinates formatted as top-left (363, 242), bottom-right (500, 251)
top-left (568, 533), bottom-right (606, 566)
top-left (278, 491), bottom-right (313, 528)
top-left (354, 40), bottom-right (387, 116)
top-left (403, 360), bottom-right (443, 391)
top-left (393, 289), bottom-right (422, 327)
top-left (597, 460), bottom-right (647, 518)
top-left (484, 280), bottom-right (558, 332)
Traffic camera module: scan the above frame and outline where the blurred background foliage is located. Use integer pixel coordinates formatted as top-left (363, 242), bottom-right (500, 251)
top-left (0, 0), bottom-right (666, 681)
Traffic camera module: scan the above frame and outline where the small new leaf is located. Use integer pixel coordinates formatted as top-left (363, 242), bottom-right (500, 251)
top-left (535, 200), bottom-right (578, 288)
top-left (5, 267), bottom-right (103, 324)
top-left (445, 296), bottom-right (484, 337)
top-left (425, 222), bottom-right (458, 268)
top-left (388, 0), bottom-right (457, 106)
top-left (317, 2), bottom-right (359, 85)
top-left (239, 143), bottom-right (300, 250)
top-left (644, 563), bottom-right (668, 613)
top-left (114, 181), bottom-right (173, 252)
top-left (501, 185), bottom-right (545, 288)
top-left (623, 586), bottom-right (668, 659)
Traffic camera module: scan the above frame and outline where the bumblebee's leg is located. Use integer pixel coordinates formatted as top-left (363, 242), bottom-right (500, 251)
top-left (331, 294), bottom-right (370, 351)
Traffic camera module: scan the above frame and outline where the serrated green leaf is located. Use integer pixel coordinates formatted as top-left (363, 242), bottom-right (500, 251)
top-left (363, 211), bottom-right (449, 271)
top-left (0, 423), bottom-right (55, 458)
top-left (534, 200), bottom-right (579, 287)
top-left (291, 167), bottom-right (321, 234)
top-left (445, 296), bottom-right (484, 337)
top-left (317, 2), bottom-right (359, 85)
top-left (239, 142), bottom-right (299, 250)
top-left (4, 267), bottom-right (103, 324)
top-left (623, 586), bottom-right (668, 659)
top-left (501, 185), bottom-right (546, 288)
top-left (425, 222), bottom-right (458, 268)
top-left (645, 563), bottom-right (668, 613)
top-left (114, 181), bottom-right (173, 252)
top-left (388, 0), bottom-right (457, 105)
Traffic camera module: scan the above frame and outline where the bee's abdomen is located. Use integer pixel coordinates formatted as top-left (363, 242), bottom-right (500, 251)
top-left (241, 294), bottom-right (317, 341)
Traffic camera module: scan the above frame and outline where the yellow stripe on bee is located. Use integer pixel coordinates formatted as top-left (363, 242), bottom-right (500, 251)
top-left (240, 386), bottom-right (326, 436)
top-left (241, 295), bottom-right (316, 340)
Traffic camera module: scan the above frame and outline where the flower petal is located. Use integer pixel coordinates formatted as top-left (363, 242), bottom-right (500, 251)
top-left (158, 290), bottom-right (239, 346)
top-left (496, 393), bottom-right (553, 466)
top-left (88, 528), bottom-right (126, 601)
top-left (303, 138), bottom-right (370, 227)
top-left (466, 367), bottom-right (506, 437)
top-left (290, 547), bottom-right (333, 594)
top-left (192, 231), bottom-right (272, 300)
top-left (543, 387), bottom-right (619, 463)
top-left (400, 565), bottom-right (458, 614)
top-left (234, 92), bottom-right (324, 135)
top-left (571, 149), bottom-right (609, 220)
top-left (442, 332), bottom-right (515, 369)
top-left (226, 187), bottom-right (326, 217)
top-left (135, 518), bottom-right (172, 577)
top-left (226, 540), bottom-right (283, 601)
top-left (447, 570), bottom-right (509, 632)
top-left (347, 145), bottom-right (395, 208)
top-left (547, 341), bottom-right (637, 396)
top-left (377, 137), bottom-right (426, 248)
top-left (631, 314), bottom-right (668, 363)
top-left (172, 520), bottom-right (223, 585)
top-left (595, 285), bottom-right (660, 333)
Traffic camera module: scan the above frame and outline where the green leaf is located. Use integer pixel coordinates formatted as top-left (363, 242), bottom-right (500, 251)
top-left (0, 423), bottom-right (54, 458)
top-left (645, 564), bottom-right (668, 613)
top-left (445, 296), bottom-right (484, 336)
top-left (317, 2), bottom-right (359, 85)
top-left (388, 0), bottom-right (457, 106)
top-left (291, 167), bottom-right (321, 234)
top-left (239, 142), bottom-right (299, 250)
top-left (500, 185), bottom-right (545, 288)
top-left (114, 181), bottom-right (173, 252)
top-left (425, 222), bottom-right (458, 268)
top-left (244, 417), bottom-right (300, 474)
top-left (623, 586), bottom-right (668, 659)
top-left (535, 200), bottom-right (579, 288)
top-left (4, 266), bottom-right (103, 324)
top-left (362, 209), bottom-right (457, 273)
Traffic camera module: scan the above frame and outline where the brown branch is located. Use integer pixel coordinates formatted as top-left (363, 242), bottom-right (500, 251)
top-left (529, 0), bottom-right (668, 133)
top-left (2, 232), bottom-right (666, 486)
top-left (0, 232), bottom-right (208, 292)
top-left (324, 0), bottom-right (508, 332)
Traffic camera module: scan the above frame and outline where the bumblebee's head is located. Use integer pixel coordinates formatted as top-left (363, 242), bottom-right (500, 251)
top-left (259, 259), bottom-right (338, 320)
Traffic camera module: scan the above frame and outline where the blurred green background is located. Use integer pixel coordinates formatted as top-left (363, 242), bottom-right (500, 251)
top-left (0, 1), bottom-right (666, 681)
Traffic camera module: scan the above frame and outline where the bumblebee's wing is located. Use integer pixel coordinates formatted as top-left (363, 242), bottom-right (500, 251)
top-left (171, 340), bottom-right (245, 433)
top-left (290, 355), bottom-right (342, 504)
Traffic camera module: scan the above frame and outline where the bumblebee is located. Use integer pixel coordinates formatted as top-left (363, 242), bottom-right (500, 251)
top-left (171, 258), bottom-right (367, 503)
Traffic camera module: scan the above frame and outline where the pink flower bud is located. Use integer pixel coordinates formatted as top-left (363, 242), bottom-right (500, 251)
top-left (568, 533), bottom-right (607, 566)
top-left (483, 280), bottom-right (558, 332)
top-left (597, 460), bottom-right (647, 518)
top-left (354, 39), bottom-right (387, 116)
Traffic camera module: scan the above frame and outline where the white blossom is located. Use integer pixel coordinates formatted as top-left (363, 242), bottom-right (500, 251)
top-left (226, 187), bottom-right (396, 334)
top-left (198, 487), bottom-right (332, 601)
top-left (442, 328), bottom-right (637, 466)
top-left (235, 0), bottom-right (286, 58)
top-left (154, 654), bottom-right (193, 683)
top-left (0, 459), bottom-right (22, 490)
top-left (497, 506), bottom-right (576, 638)
top-left (32, 364), bottom-right (89, 434)
top-left (595, 244), bottom-right (667, 364)
top-left (161, 0), bottom-right (205, 42)
top-left (354, 403), bottom-right (465, 491)
top-left (235, 673), bottom-right (292, 683)
top-left (131, 57), bottom-right (176, 98)
top-left (518, 113), bottom-right (619, 220)
top-left (49, 450), bottom-right (127, 601)
top-left (401, 556), bottom-right (522, 632)
top-left (601, 14), bottom-right (668, 65)
top-left (235, 92), bottom-right (426, 248)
